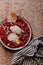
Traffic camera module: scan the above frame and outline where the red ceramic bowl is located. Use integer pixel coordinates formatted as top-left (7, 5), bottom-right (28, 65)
top-left (0, 16), bottom-right (32, 50)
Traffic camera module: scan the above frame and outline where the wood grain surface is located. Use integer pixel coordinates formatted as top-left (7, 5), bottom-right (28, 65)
top-left (0, 0), bottom-right (43, 65)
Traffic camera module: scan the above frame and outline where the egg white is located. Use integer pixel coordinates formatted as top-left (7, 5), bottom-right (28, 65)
top-left (10, 25), bottom-right (21, 35)
top-left (8, 33), bottom-right (19, 42)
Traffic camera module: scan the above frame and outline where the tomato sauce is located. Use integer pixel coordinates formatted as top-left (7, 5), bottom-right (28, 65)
top-left (0, 17), bottom-right (30, 48)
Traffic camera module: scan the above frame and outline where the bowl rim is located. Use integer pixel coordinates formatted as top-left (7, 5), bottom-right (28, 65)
top-left (0, 16), bottom-right (32, 50)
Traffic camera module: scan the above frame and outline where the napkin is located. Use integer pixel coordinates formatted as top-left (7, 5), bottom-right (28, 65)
top-left (10, 36), bottom-right (43, 65)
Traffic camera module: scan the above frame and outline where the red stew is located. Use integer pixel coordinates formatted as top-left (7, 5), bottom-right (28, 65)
top-left (0, 17), bottom-right (30, 48)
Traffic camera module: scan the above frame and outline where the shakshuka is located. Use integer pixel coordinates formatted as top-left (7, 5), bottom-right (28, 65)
top-left (0, 17), bottom-right (30, 48)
